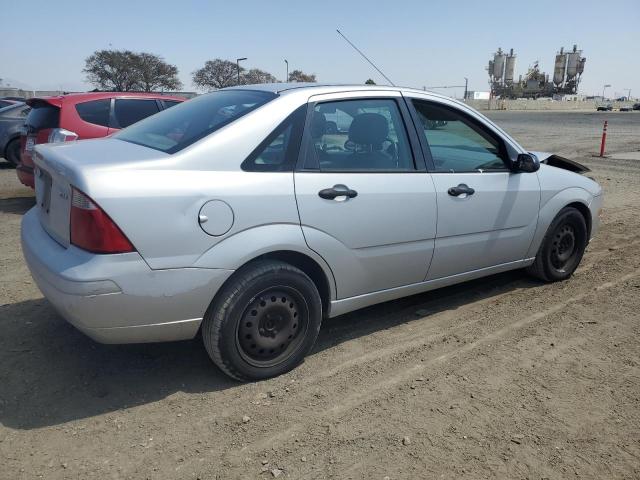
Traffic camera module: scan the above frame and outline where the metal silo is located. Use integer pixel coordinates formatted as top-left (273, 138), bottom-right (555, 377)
top-left (553, 47), bottom-right (566, 86)
top-left (566, 44), bottom-right (582, 82)
top-left (577, 57), bottom-right (586, 76)
top-left (504, 48), bottom-right (516, 85)
top-left (492, 48), bottom-right (505, 82)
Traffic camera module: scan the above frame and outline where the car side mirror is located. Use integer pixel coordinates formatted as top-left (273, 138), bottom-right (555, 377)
top-left (512, 153), bottom-right (540, 173)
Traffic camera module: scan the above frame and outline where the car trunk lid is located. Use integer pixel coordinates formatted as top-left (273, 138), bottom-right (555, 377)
top-left (31, 138), bottom-right (170, 249)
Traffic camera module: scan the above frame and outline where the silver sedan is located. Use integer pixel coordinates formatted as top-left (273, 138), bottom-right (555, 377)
top-left (21, 84), bottom-right (603, 381)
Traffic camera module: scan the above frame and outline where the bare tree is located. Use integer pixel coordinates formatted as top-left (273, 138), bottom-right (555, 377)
top-left (135, 53), bottom-right (182, 92)
top-left (84, 50), bottom-right (140, 91)
top-left (242, 68), bottom-right (277, 85)
top-left (288, 70), bottom-right (317, 83)
top-left (84, 50), bottom-right (182, 92)
top-left (192, 59), bottom-right (242, 90)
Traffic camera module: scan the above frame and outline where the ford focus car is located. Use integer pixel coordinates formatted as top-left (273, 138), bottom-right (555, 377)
top-left (21, 84), bottom-right (603, 381)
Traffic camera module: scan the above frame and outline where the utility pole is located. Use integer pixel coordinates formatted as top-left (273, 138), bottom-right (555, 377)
top-left (464, 77), bottom-right (468, 100)
top-left (284, 59), bottom-right (289, 82)
top-left (236, 57), bottom-right (247, 86)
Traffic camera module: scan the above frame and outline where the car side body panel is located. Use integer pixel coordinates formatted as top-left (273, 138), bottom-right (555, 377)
top-left (21, 84), bottom-right (603, 343)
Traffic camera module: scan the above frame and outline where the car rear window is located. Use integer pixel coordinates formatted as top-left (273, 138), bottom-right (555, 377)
top-left (162, 100), bottom-right (182, 109)
top-left (25, 102), bottom-right (60, 131)
top-left (115, 90), bottom-right (276, 154)
top-left (76, 99), bottom-right (111, 127)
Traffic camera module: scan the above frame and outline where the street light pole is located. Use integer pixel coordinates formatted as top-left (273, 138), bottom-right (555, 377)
top-left (464, 77), bottom-right (468, 100)
top-left (236, 57), bottom-right (247, 86)
top-left (284, 59), bottom-right (289, 82)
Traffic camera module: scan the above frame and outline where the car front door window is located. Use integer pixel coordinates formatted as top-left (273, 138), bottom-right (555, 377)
top-left (412, 101), bottom-right (508, 173)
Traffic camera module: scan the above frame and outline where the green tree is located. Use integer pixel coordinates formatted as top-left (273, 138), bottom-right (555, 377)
top-left (365, 78), bottom-right (376, 85)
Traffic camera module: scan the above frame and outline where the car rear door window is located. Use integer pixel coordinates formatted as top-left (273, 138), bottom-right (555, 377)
top-left (411, 100), bottom-right (508, 172)
top-left (75, 99), bottom-right (111, 127)
top-left (113, 99), bottom-right (160, 129)
top-left (305, 99), bottom-right (415, 172)
top-left (242, 105), bottom-right (305, 172)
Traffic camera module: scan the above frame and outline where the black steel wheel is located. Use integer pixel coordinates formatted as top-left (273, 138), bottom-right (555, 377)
top-left (236, 286), bottom-right (309, 368)
top-left (202, 260), bottom-right (322, 381)
top-left (527, 206), bottom-right (588, 282)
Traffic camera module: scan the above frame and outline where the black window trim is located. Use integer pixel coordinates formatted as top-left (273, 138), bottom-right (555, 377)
top-left (406, 98), bottom-right (512, 174)
top-left (295, 96), bottom-right (426, 174)
top-left (241, 104), bottom-right (307, 172)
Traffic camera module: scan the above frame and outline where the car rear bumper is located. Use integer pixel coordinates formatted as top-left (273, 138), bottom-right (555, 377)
top-left (21, 207), bottom-right (234, 343)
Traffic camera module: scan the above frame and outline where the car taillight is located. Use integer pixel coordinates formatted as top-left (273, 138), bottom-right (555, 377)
top-left (70, 188), bottom-right (135, 254)
top-left (48, 128), bottom-right (78, 143)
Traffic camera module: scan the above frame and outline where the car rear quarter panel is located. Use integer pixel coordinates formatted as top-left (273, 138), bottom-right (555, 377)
top-left (73, 93), bottom-right (314, 270)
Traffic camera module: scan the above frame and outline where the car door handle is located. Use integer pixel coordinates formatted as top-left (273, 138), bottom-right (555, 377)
top-left (318, 185), bottom-right (358, 200)
top-left (447, 183), bottom-right (475, 197)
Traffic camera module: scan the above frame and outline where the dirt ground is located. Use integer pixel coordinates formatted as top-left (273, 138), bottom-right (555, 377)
top-left (1, 111), bottom-right (639, 479)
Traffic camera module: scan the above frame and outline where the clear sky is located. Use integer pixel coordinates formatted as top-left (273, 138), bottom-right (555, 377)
top-left (1, 0), bottom-right (638, 98)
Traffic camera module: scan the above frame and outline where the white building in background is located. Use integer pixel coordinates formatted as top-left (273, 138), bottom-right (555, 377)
top-left (466, 91), bottom-right (491, 100)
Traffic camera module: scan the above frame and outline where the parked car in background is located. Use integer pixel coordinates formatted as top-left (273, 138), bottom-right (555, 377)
top-left (22, 84), bottom-right (602, 381)
top-left (0, 98), bottom-right (21, 109)
top-left (596, 104), bottom-right (613, 111)
top-left (0, 103), bottom-right (30, 166)
top-left (17, 92), bottom-right (184, 187)
top-left (619, 105), bottom-right (633, 112)
top-left (633, 103), bottom-right (640, 111)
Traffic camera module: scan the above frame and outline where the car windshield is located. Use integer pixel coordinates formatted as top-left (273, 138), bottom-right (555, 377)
top-left (115, 90), bottom-right (276, 153)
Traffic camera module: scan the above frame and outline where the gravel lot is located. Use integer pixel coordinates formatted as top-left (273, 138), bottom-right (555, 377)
top-left (1, 111), bottom-right (639, 479)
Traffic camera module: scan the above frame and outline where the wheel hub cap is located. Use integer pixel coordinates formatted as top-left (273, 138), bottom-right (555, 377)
top-left (238, 289), bottom-right (301, 363)
top-left (551, 224), bottom-right (576, 269)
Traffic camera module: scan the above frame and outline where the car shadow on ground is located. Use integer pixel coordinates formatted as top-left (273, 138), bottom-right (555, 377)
top-left (0, 196), bottom-right (35, 215)
top-left (0, 270), bottom-right (541, 430)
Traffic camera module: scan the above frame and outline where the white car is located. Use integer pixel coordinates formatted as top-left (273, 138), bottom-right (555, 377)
top-left (22, 84), bottom-right (603, 381)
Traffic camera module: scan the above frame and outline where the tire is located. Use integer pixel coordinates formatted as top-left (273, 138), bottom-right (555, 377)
top-left (526, 207), bottom-right (588, 282)
top-left (4, 138), bottom-right (21, 167)
top-left (202, 260), bottom-right (323, 381)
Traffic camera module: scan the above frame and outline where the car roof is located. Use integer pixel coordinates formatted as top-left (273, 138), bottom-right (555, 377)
top-left (225, 82), bottom-right (446, 97)
top-left (26, 92), bottom-right (186, 108)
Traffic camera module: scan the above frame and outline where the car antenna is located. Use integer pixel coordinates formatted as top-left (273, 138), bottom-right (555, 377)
top-left (336, 28), bottom-right (395, 86)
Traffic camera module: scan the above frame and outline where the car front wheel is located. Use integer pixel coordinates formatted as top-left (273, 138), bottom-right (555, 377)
top-left (202, 260), bottom-right (323, 381)
top-left (527, 206), bottom-right (588, 282)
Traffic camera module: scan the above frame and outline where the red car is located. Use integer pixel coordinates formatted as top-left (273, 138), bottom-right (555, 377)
top-left (17, 92), bottom-right (184, 188)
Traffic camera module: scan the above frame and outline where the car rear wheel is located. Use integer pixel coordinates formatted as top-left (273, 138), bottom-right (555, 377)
top-left (526, 207), bottom-right (588, 282)
top-left (202, 260), bottom-right (322, 381)
top-left (4, 138), bottom-right (21, 167)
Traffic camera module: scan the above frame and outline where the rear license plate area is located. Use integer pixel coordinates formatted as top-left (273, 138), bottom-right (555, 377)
top-left (25, 135), bottom-right (36, 152)
top-left (38, 168), bottom-right (52, 214)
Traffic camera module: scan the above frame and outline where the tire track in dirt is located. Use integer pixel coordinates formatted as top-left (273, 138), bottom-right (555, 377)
top-left (227, 259), bottom-right (640, 461)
